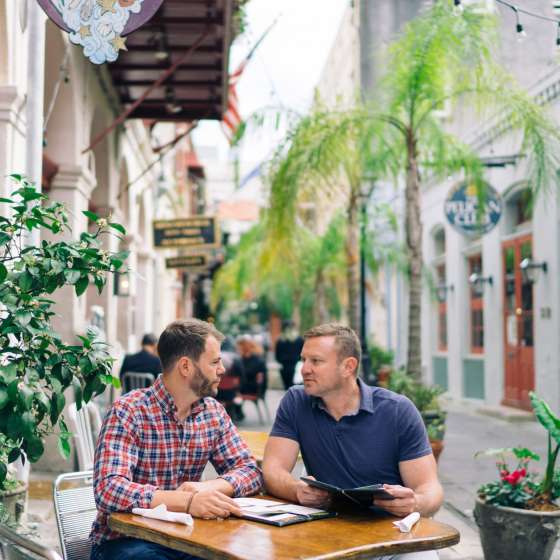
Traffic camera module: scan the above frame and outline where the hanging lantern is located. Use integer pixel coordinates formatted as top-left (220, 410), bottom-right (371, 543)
top-left (36, 0), bottom-right (163, 64)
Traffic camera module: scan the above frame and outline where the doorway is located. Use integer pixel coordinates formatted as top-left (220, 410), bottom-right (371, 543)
top-left (502, 235), bottom-right (534, 410)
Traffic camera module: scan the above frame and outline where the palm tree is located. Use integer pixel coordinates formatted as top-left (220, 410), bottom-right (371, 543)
top-left (264, 0), bottom-right (560, 378)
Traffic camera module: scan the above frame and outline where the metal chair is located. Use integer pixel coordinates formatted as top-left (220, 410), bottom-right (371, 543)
top-left (53, 471), bottom-right (96, 560)
top-left (0, 523), bottom-right (63, 560)
top-left (122, 371), bottom-right (155, 394)
top-left (67, 403), bottom-right (99, 471)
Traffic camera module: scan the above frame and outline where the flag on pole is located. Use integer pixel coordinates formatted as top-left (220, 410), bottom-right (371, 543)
top-left (221, 20), bottom-right (277, 144)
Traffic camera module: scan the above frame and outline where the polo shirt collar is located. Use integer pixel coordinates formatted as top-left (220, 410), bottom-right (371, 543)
top-left (311, 377), bottom-right (375, 415)
top-left (152, 375), bottom-right (206, 418)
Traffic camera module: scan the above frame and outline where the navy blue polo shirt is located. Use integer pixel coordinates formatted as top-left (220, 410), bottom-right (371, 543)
top-left (270, 379), bottom-right (431, 488)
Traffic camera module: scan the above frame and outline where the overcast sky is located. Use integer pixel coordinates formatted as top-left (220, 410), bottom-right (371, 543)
top-left (192, 0), bottom-right (349, 171)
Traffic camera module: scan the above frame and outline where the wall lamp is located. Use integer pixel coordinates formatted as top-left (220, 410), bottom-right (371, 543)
top-left (468, 273), bottom-right (493, 296)
top-left (113, 271), bottom-right (130, 297)
top-left (520, 258), bottom-right (547, 284)
top-left (435, 284), bottom-right (454, 303)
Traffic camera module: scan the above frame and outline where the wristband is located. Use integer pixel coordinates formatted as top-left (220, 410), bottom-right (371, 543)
top-left (185, 491), bottom-right (198, 514)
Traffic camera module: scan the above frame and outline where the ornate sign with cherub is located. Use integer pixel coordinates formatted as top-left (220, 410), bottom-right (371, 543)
top-left (37, 0), bottom-right (163, 64)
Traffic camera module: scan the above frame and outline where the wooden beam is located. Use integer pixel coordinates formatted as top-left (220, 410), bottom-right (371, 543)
top-left (112, 79), bottom-right (222, 87)
top-left (110, 63), bottom-right (221, 71)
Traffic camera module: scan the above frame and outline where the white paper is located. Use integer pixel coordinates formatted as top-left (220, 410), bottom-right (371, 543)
top-left (132, 503), bottom-right (194, 526)
top-left (392, 512), bottom-right (420, 533)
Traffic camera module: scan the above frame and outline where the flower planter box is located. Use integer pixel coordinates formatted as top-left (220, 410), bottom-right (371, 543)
top-left (0, 482), bottom-right (27, 524)
top-left (474, 497), bottom-right (560, 560)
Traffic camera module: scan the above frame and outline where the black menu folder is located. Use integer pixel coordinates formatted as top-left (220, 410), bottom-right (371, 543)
top-left (300, 477), bottom-right (396, 506)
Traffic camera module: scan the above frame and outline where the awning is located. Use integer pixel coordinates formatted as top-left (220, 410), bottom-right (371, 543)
top-left (109, 0), bottom-right (234, 121)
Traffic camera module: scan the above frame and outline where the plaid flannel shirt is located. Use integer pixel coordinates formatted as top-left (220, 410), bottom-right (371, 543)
top-left (90, 375), bottom-right (263, 545)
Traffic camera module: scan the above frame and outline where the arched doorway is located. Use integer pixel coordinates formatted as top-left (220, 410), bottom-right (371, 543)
top-left (501, 184), bottom-right (533, 410)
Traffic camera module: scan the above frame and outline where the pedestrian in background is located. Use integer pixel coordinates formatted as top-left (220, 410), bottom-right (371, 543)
top-left (275, 321), bottom-right (303, 390)
top-left (119, 333), bottom-right (162, 391)
top-left (238, 335), bottom-right (268, 398)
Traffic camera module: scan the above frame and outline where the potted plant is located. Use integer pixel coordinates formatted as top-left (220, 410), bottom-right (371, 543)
top-left (474, 392), bottom-right (560, 560)
top-left (388, 370), bottom-right (447, 461)
top-left (0, 176), bottom-right (126, 511)
top-left (0, 434), bottom-right (26, 524)
top-left (368, 344), bottom-right (394, 387)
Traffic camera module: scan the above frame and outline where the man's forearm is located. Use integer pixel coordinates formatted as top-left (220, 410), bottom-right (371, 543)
top-left (263, 466), bottom-right (299, 503)
top-left (181, 478), bottom-right (235, 496)
top-left (415, 482), bottom-right (444, 516)
top-left (151, 490), bottom-right (192, 512)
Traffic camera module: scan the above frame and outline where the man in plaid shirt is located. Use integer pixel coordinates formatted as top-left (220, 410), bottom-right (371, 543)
top-left (90, 319), bottom-right (263, 560)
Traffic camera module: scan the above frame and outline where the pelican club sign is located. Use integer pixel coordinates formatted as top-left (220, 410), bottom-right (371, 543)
top-left (444, 181), bottom-right (503, 236)
top-left (37, 0), bottom-right (163, 64)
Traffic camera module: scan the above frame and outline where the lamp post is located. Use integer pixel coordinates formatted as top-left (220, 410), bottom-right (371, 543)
top-left (359, 185), bottom-right (374, 384)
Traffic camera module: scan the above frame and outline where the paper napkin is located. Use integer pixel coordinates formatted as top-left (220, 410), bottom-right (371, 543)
top-left (392, 511), bottom-right (420, 533)
top-left (131, 503), bottom-right (194, 526)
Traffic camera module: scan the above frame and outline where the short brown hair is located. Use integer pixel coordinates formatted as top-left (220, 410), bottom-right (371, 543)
top-left (158, 319), bottom-right (224, 372)
top-left (303, 323), bottom-right (362, 368)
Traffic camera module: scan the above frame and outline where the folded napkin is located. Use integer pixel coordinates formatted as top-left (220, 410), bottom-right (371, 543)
top-left (131, 504), bottom-right (194, 526)
top-left (392, 512), bottom-right (420, 533)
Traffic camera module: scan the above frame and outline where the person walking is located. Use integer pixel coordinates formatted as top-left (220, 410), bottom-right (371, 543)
top-left (274, 321), bottom-right (303, 390)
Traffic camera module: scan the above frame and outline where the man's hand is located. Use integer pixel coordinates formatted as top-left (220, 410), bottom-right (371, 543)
top-left (295, 477), bottom-right (331, 508)
top-left (189, 489), bottom-right (242, 519)
top-left (178, 481), bottom-right (213, 493)
top-left (373, 484), bottom-right (418, 517)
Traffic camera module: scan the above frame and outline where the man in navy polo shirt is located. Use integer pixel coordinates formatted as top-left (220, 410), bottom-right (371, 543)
top-left (263, 323), bottom-right (443, 560)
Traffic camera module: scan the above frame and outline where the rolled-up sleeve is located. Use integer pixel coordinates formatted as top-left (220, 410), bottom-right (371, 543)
top-left (93, 404), bottom-right (158, 513)
top-left (210, 406), bottom-right (263, 496)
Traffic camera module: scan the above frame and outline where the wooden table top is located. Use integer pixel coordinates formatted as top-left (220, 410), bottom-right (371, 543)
top-left (238, 430), bottom-right (268, 464)
top-left (109, 508), bottom-right (460, 560)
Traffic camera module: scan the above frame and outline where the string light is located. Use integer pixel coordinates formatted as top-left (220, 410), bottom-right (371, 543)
top-left (453, 0), bottom-right (560, 48)
top-left (453, 0), bottom-right (464, 16)
top-left (512, 6), bottom-right (527, 42)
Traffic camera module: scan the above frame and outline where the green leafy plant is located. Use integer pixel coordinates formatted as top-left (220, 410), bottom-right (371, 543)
top-left (369, 344), bottom-right (394, 375)
top-left (476, 393), bottom-right (560, 509)
top-left (0, 175), bottom-right (127, 490)
top-left (476, 447), bottom-right (540, 509)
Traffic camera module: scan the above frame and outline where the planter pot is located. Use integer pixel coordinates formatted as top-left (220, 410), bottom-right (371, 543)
top-left (0, 482), bottom-right (28, 524)
top-left (376, 365), bottom-right (391, 388)
top-left (474, 497), bottom-right (560, 560)
top-left (430, 439), bottom-right (444, 462)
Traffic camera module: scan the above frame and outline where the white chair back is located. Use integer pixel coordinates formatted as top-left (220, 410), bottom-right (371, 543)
top-left (67, 402), bottom-right (97, 471)
top-left (53, 471), bottom-right (96, 560)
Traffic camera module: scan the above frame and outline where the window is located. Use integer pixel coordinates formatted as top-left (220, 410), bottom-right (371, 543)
top-left (469, 255), bottom-right (484, 353)
top-left (554, 2), bottom-right (560, 18)
top-left (437, 264), bottom-right (447, 352)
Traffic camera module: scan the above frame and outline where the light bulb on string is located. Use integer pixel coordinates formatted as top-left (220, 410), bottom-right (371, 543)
top-left (453, 0), bottom-right (464, 16)
top-left (512, 6), bottom-right (527, 43)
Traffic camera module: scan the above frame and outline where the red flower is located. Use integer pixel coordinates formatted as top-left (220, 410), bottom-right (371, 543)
top-left (504, 469), bottom-right (525, 485)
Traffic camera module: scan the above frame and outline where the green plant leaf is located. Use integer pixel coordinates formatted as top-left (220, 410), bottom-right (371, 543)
top-left (25, 436), bottom-right (44, 463)
top-left (82, 210), bottom-right (99, 222)
top-left (18, 271), bottom-right (33, 291)
top-left (0, 388), bottom-right (8, 410)
top-left (0, 462), bottom-right (6, 483)
top-left (75, 275), bottom-right (89, 296)
top-left (64, 269), bottom-right (81, 284)
top-left (109, 222), bottom-right (126, 235)
top-left (0, 263), bottom-right (6, 284)
top-left (530, 392), bottom-right (560, 445)
top-left (57, 433), bottom-right (72, 460)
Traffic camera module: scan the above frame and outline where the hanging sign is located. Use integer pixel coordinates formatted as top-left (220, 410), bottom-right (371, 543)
top-left (444, 181), bottom-right (502, 236)
top-left (166, 255), bottom-right (209, 270)
top-left (37, 0), bottom-right (163, 64)
top-left (153, 217), bottom-right (220, 249)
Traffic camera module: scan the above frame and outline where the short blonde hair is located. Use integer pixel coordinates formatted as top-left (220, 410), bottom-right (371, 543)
top-left (303, 323), bottom-right (361, 367)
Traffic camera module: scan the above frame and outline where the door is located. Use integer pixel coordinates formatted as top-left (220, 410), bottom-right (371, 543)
top-left (502, 235), bottom-right (534, 410)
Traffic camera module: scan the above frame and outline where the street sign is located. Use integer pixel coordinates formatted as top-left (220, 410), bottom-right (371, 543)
top-left (37, 0), bottom-right (163, 64)
top-left (153, 217), bottom-right (220, 249)
top-left (166, 255), bottom-right (209, 270)
top-left (444, 181), bottom-right (502, 236)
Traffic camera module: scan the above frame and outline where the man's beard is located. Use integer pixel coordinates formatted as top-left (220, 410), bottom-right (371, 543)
top-left (190, 362), bottom-right (216, 398)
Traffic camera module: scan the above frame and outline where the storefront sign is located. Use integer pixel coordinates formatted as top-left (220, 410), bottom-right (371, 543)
top-left (165, 254), bottom-right (208, 270)
top-left (37, 0), bottom-right (163, 64)
top-left (444, 182), bottom-right (502, 236)
top-left (153, 217), bottom-right (220, 249)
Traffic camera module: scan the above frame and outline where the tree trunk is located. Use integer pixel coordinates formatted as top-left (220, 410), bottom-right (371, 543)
top-left (314, 269), bottom-right (330, 324)
top-left (405, 130), bottom-right (423, 379)
top-left (346, 191), bottom-right (360, 333)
